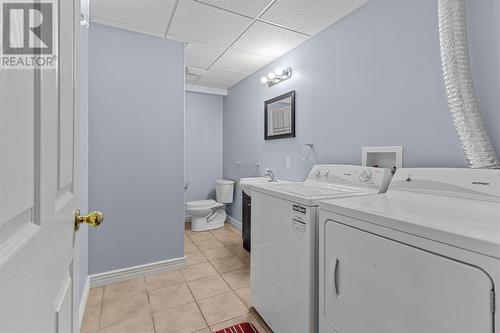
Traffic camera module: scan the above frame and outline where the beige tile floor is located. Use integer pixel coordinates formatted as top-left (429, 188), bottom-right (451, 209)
top-left (81, 223), bottom-right (272, 333)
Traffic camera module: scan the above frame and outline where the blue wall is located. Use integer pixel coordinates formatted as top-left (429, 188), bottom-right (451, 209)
top-left (185, 92), bottom-right (223, 207)
top-left (467, 0), bottom-right (500, 152)
top-left (88, 24), bottom-right (185, 274)
top-left (223, 0), bottom-right (500, 222)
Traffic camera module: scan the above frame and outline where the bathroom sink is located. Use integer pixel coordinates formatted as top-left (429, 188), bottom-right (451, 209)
top-left (239, 177), bottom-right (275, 197)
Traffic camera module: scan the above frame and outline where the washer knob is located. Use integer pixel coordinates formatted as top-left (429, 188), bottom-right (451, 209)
top-left (315, 169), bottom-right (321, 177)
top-left (322, 168), bottom-right (329, 177)
top-left (359, 169), bottom-right (372, 182)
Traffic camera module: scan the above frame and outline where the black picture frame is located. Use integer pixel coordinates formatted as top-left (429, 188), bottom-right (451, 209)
top-left (264, 90), bottom-right (296, 140)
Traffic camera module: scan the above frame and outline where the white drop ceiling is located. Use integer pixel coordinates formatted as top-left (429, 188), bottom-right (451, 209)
top-left (90, 0), bottom-right (369, 89)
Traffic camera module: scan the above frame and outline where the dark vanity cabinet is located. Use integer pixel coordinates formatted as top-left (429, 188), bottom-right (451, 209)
top-left (242, 192), bottom-right (251, 252)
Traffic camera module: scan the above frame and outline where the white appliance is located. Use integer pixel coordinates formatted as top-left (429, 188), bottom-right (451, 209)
top-left (251, 165), bottom-right (392, 333)
top-left (185, 179), bottom-right (234, 231)
top-left (319, 168), bottom-right (500, 333)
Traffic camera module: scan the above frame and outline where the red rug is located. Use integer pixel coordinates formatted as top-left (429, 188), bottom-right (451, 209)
top-left (214, 322), bottom-right (260, 333)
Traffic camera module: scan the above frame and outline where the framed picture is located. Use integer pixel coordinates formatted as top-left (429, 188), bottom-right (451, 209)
top-left (264, 90), bottom-right (295, 140)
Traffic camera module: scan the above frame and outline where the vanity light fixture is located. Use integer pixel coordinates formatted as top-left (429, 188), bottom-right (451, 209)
top-left (260, 67), bottom-right (292, 87)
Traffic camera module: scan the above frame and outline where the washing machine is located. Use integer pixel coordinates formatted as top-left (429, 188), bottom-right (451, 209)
top-left (251, 165), bottom-right (392, 333)
top-left (319, 168), bottom-right (500, 333)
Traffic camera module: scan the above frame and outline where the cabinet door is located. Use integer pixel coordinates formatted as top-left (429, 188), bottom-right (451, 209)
top-left (323, 220), bottom-right (493, 333)
top-left (242, 194), bottom-right (251, 251)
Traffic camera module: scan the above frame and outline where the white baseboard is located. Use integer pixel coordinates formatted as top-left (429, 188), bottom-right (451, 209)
top-left (227, 216), bottom-right (242, 230)
top-left (79, 277), bottom-right (90, 328)
top-left (89, 256), bottom-right (186, 288)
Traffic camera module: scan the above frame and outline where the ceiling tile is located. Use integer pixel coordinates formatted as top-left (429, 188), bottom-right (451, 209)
top-left (91, 0), bottom-right (176, 33)
top-left (232, 21), bottom-right (308, 58)
top-left (185, 40), bottom-right (226, 69)
top-left (195, 81), bottom-right (228, 89)
top-left (186, 66), bottom-right (207, 76)
top-left (194, 0), bottom-right (272, 18)
top-left (260, 0), bottom-right (369, 35)
top-left (213, 48), bottom-right (273, 74)
top-left (166, 33), bottom-right (189, 43)
top-left (186, 74), bottom-right (200, 85)
top-left (198, 68), bottom-right (247, 88)
top-left (169, 0), bottom-right (253, 47)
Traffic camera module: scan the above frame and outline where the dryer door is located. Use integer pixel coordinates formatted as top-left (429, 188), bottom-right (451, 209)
top-left (323, 220), bottom-right (493, 333)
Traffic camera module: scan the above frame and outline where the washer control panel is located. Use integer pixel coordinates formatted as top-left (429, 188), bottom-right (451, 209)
top-left (308, 165), bottom-right (392, 190)
top-left (359, 169), bottom-right (372, 183)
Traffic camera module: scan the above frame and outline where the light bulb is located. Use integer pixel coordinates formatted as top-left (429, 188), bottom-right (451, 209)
top-left (260, 76), bottom-right (269, 84)
top-left (267, 72), bottom-right (277, 80)
top-left (274, 67), bottom-right (283, 76)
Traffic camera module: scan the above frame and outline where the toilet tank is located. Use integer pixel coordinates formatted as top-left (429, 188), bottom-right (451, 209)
top-left (215, 179), bottom-right (234, 204)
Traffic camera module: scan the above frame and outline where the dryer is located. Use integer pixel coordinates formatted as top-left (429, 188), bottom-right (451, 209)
top-left (251, 165), bottom-right (392, 333)
top-left (319, 168), bottom-right (500, 333)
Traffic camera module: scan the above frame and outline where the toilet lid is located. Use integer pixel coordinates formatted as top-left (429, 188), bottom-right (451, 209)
top-left (186, 199), bottom-right (217, 207)
top-left (216, 179), bottom-right (235, 185)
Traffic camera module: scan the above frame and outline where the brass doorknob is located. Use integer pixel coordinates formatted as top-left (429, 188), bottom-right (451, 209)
top-left (74, 209), bottom-right (104, 231)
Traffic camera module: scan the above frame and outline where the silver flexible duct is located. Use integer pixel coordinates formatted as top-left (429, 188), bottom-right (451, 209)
top-left (437, 0), bottom-right (500, 169)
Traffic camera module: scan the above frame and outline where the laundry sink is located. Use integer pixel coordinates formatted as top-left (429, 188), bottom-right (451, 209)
top-left (239, 177), bottom-right (275, 197)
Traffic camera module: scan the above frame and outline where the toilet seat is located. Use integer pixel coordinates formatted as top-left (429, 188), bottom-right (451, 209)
top-left (185, 199), bottom-right (224, 210)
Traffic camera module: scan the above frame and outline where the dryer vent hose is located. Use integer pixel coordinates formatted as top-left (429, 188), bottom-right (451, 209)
top-left (438, 0), bottom-right (500, 169)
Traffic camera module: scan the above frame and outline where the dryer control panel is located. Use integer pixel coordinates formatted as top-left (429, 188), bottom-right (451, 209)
top-left (390, 168), bottom-right (500, 202)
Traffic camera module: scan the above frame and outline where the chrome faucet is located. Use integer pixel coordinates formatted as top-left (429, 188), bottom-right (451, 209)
top-left (265, 168), bottom-right (278, 182)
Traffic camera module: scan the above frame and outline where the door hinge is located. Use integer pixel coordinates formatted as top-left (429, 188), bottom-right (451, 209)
top-left (490, 290), bottom-right (495, 313)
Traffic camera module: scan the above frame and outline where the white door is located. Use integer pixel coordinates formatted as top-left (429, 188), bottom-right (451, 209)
top-left (0, 0), bottom-right (83, 332)
top-left (322, 220), bottom-right (493, 333)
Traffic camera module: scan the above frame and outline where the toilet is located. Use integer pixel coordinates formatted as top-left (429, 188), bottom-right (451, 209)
top-left (185, 179), bottom-right (234, 232)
